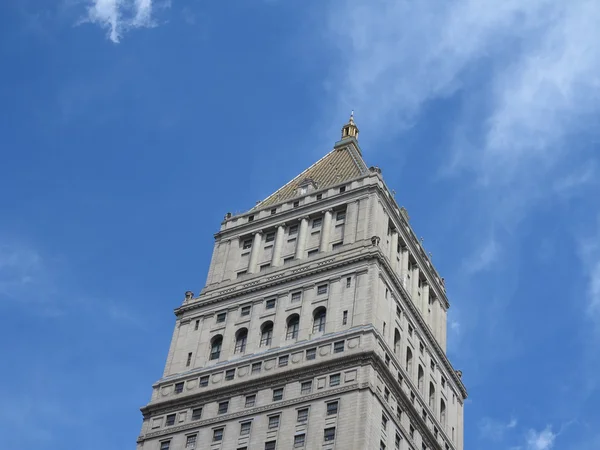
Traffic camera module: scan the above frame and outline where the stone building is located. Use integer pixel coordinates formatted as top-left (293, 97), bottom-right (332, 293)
top-left (137, 114), bottom-right (467, 450)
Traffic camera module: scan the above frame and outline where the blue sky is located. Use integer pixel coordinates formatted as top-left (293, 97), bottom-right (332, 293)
top-left (1, 1), bottom-right (599, 449)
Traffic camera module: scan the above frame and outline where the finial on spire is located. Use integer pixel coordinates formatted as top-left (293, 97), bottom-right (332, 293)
top-left (341, 111), bottom-right (359, 140)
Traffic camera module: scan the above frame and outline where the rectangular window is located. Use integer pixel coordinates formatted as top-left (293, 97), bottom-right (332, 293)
top-left (410, 425), bottom-right (415, 439)
top-left (396, 306), bottom-right (402, 317)
top-left (225, 369), bottom-right (235, 381)
top-left (380, 441), bottom-right (387, 450)
top-left (279, 355), bottom-right (289, 367)
top-left (165, 414), bottom-right (176, 426)
top-left (384, 388), bottom-right (390, 401)
top-left (289, 225), bottom-right (298, 235)
top-left (218, 401), bottom-right (229, 414)
top-left (260, 263), bottom-right (271, 272)
top-left (265, 441), bottom-right (276, 450)
top-left (241, 305), bottom-right (251, 316)
top-left (240, 421), bottom-right (252, 436)
top-left (395, 433), bottom-right (402, 449)
top-left (199, 376), bottom-right (209, 387)
top-left (324, 427), bottom-right (336, 442)
top-left (272, 388), bottom-right (284, 401)
top-left (160, 441), bottom-right (170, 450)
top-left (330, 373), bottom-right (341, 386)
top-left (396, 406), bottom-right (402, 421)
top-left (312, 218), bottom-right (322, 228)
top-left (300, 381), bottom-right (312, 394)
top-left (306, 348), bottom-right (316, 360)
top-left (342, 310), bottom-right (348, 325)
top-left (216, 312), bottom-right (226, 323)
top-left (251, 362), bottom-right (262, 374)
top-left (408, 324), bottom-right (414, 336)
top-left (192, 408), bottom-right (202, 420)
top-left (293, 200), bottom-right (300, 208)
top-left (174, 382), bottom-right (184, 394)
top-left (291, 291), bottom-right (302, 302)
top-left (237, 270), bottom-right (247, 278)
top-left (186, 352), bottom-right (192, 367)
top-left (346, 277), bottom-right (351, 288)
top-left (333, 341), bottom-right (345, 353)
top-left (185, 434), bottom-right (197, 449)
top-left (248, 215), bottom-right (254, 222)
top-left (442, 377), bottom-right (447, 388)
top-left (265, 232), bottom-right (275, 243)
top-left (213, 428), bottom-right (224, 442)
top-left (430, 360), bottom-right (436, 371)
top-left (332, 241), bottom-right (343, 250)
top-left (245, 394), bottom-right (256, 408)
top-left (339, 186), bottom-right (346, 193)
top-left (326, 401), bottom-right (338, 415)
top-left (268, 415), bottom-right (280, 429)
top-left (336, 211), bottom-right (346, 221)
top-left (294, 434), bottom-right (306, 448)
top-left (297, 408), bottom-right (309, 422)
top-left (271, 208), bottom-right (277, 215)
top-left (419, 342), bottom-right (424, 354)
top-left (307, 249), bottom-right (318, 257)
top-left (284, 256), bottom-right (294, 264)
top-left (242, 239), bottom-right (252, 250)
top-left (317, 284), bottom-right (328, 295)
top-left (265, 298), bottom-right (276, 309)
top-left (194, 320), bottom-right (199, 330)
top-left (382, 414), bottom-right (388, 429)
top-left (316, 193), bottom-right (323, 200)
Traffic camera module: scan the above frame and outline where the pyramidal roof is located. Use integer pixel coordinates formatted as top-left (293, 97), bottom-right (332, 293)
top-left (254, 115), bottom-right (369, 209)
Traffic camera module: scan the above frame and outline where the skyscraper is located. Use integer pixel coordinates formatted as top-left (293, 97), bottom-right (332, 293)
top-left (137, 115), bottom-right (466, 450)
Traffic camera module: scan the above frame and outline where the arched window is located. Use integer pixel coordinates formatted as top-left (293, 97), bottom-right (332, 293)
top-left (210, 335), bottom-right (223, 360)
top-left (394, 329), bottom-right (401, 356)
top-left (312, 307), bottom-right (327, 333)
top-left (235, 328), bottom-right (248, 354)
top-left (440, 399), bottom-right (447, 427)
top-left (418, 365), bottom-right (424, 393)
top-left (406, 347), bottom-right (413, 374)
top-left (429, 382), bottom-right (435, 410)
top-left (286, 314), bottom-right (300, 340)
top-left (260, 321), bottom-right (274, 347)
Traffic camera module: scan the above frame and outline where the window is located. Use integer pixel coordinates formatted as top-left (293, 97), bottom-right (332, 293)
top-left (441, 376), bottom-right (447, 389)
top-left (406, 347), bottom-right (413, 373)
top-left (408, 324), bottom-right (414, 336)
top-left (174, 382), bottom-right (184, 394)
top-left (218, 401), bottom-right (229, 414)
top-left (312, 307), bottom-right (327, 333)
top-left (185, 434), bottom-right (197, 449)
top-left (261, 322), bottom-right (274, 346)
top-left (312, 218), bottom-right (322, 228)
top-left (286, 314), bottom-right (300, 340)
top-left (291, 291), bottom-right (302, 302)
top-left (410, 425), bottom-right (415, 439)
top-left (268, 415), bottom-right (280, 429)
top-left (237, 270), bottom-right (247, 278)
top-left (336, 211), bottom-right (346, 221)
top-left (332, 241), bottom-right (343, 250)
top-left (394, 329), bottom-right (401, 355)
top-left (429, 382), bottom-right (435, 408)
top-left (186, 352), bottom-right (192, 367)
top-left (384, 387), bottom-right (390, 401)
top-left (430, 360), bottom-right (436, 371)
top-left (235, 328), bottom-right (248, 353)
top-left (251, 362), bottom-right (261, 374)
top-left (339, 186), bottom-right (346, 193)
top-left (329, 373), bottom-right (341, 387)
top-left (333, 341), bottom-right (345, 353)
top-left (210, 335), bottom-right (223, 360)
top-left (284, 256), bottom-right (294, 264)
top-left (242, 239), bottom-right (252, 250)
top-left (194, 320), bottom-right (199, 330)
top-left (342, 310), bottom-right (348, 325)
top-left (385, 354), bottom-right (391, 366)
top-left (294, 434), bottom-right (306, 448)
top-left (271, 208), bottom-right (277, 215)
top-left (396, 405), bottom-right (402, 421)
top-left (293, 200), bottom-right (300, 208)
top-left (395, 434), bottom-right (402, 449)
top-left (317, 284), bottom-right (328, 295)
top-left (260, 263), bottom-right (271, 271)
top-left (265, 298), bottom-right (276, 309)
top-left (316, 193), bottom-right (323, 200)
top-left (279, 355), bottom-right (289, 367)
top-left (307, 249), bottom-right (318, 257)
top-left (419, 341), bottom-right (424, 354)
top-left (396, 306), bottom-right (402, 318)
top-left (213, 428), bottom-right (224, 442)
top-left (192, 408), bottom-right (202, 420)
top-left (265, 441), bottom-right (276, 450)
top-left (265, 232), bottom-right (275, 243)
top-left (382, 414), bottom-right (388, 429)
top-left (240, 421), bottom-right (252, 436)
top-left (248, 215), bottom-right (254, 222)
top-left (346, 277), bottom-right (351, 288)
top-left (199, 375), bottom-right (209, 387)
top-left (440, 399), bottom-right (447, 427)
top-left (289, 225), bottom-right (298, 235)
top-left (241, 305), bottom-right (251, 316)
top-left (272, 388), bottom-right (284, 401)
top-left (301, 381), bottom-right (312, 394)
top-left (245, 394), bottom-right (256, 408)
top-left (326, 400), bottom-right (339, 415)
top-left (324, 427), bottom-right (336, 442)
top-left (418, 365), bottom-right (424, 393)
top-left (306, 348), bottom-right (316, 360)
top-left (160, 441), bottom-right (170, 450)
top-left (165, 414), bottom-right (176, 426)
top-left (216, 312), bottom-right (226, 323)
top-left (380, 441), bottom-right (386, 450)
top-left (225, 369), bottom-right (235, 381)
top-left (297, 408), bottom-right (309, 422)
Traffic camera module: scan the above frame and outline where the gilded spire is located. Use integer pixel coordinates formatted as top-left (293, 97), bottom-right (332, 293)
top-left (341, 111), bottom-right (359, 140)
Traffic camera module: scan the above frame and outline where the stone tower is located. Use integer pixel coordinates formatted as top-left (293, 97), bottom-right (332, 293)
top-left (137, 115), bottom-right (467, 450)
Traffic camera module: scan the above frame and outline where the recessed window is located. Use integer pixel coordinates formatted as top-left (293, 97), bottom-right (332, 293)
top-left (329, 373), bottom-right (341, 387)
top-left (165, 414), bottom-right (176, 426)
top-left (240, 421), bottom-right (252, 436)
top-left (265, 299), bottom-right (276, 309)
top-left (317, 284), bottom-right (328, 295)
top-left (248, 215), bottom-right (254, 222)
top-left (213, 428), bottom-right (224, 442)
top-left (326, 400), bottom-right (339, 415)
top-left (251, 362), bottom-right (262, 374)
top-left (342, 310), bottom-right (348, 325)
top-left (332, 241), bottom-right (343, 250)
top-left (410, 425), bottom-right (415, 439)
top-left (284, 256), bottom-right (294, 264)
top-left (336, 211), bottom-right (346, 221)
top-left (408, 324), bottom-right (414, 336)
top-left (339, 186), bottom-right (346, 193)
top-left (245, 394), bottom-right (256, 408)
top-left (312, 218), bottom-right (322, 228)
top-left (396, 306), bottom-right (402, 317)
top-left (316, 193), bottom-right (323, 200)
top-left (268, 415), bottom-right (280, 429)
top-left (174, 382), bottom-right (184, 394)
top-left (301, 380), bottom-right (312, 394)
top-left (260, 263), bottom-right (271, 272)
top-left (442, 377), bottom-right (447, 389)
top-left (265, 232), bottom-right (275, 243)
top-left (286, 315), bottom-right (300, 340)
top-left (242, 239), bottom-right (252, 250)
top-left (270, 208), bottom-right (277, 215)
top-left (291, 291), bottom-right (302, 302)
top-left (293, 200), bottom-right (300, 208)
top-left (306, 348), bottom-right (316, 360)
top-left (265, 441), bottom-right (276, 450)
top-left (261, 322), bottom-right (273, 346)
top-left (216, 312), bottom-right (226, 323)
top-left (419, 342), bottom-right (424, 354)
top-left (160, 441), bottom-right (171, 450)
top-left (346, 277), bottom-right (352, 288)
top-left (279, 355), bottom-right (289, 367)
top-left (199, 375), bottom-right (209, 387)
top-left (241, 305), bottom-right (251, 316)
top-left (194, 320), bottom-right (199, 330)
top-left (431, 360), bottom-right (435, 371)
top-left (225, 369), bottom-right (235, 381)
top-left (192, 408), bottom-right (202, 420)
top-left (384, 387), bottom-right (390, 401)
top-left (186, 352), bottom-right (192, 367)
top-left (294, 433), bottom-right (306, 448)
top-left (289, 225), bottom-right (298, 235)
top-left (237, 270), bottom-right (247, 278)
top-left (272, 388), bottom-right (284, 401)
top-left (382, 414), bottom-right (388, 429)
top-left (218, 401), bottom-right (229, 414)
top-left (185, 434), bottom-right (197, 449)
top-left (324, 427), bottom-right (336, 442)
top-left (333, 341), bottom-right (345, 353)
top-left (307, 249), bottom-right (318, 257)
top-left (210, 335), bottom-right (222, 360)
top-left (380, 441), bottom-right (387, 450)
top-left (297, 408), bottom-right (309, 422)
top-left (313, 307), bottom-right (327, 333)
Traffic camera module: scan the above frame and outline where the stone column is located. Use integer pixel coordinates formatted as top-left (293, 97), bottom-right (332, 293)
top-left (248, 231), bottom-right (263, 273)
top-left (411, 265), bottom-right (420, 305)
top-left (343, 201), bottom-right (359, 244)
top-left (430, 296), bottom-right (439, 340)
top-left (294, 217), bottom-right (309, 259)
top-left (400, 247), bottom-right (409, 288)
top-left (319, 210), bottom-right (333, 252)
top-left (421, 282), bottom-right (430, 322)
top-left (390, 231), bottom-right (399, 269)
top-left (221, 238), bottom-right (235, 282)
top-left (271, 224), bottom-right (286, 267)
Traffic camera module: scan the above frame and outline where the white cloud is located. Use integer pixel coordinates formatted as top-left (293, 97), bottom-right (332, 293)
top-left (463, 236), bottom-right (499, 274)
top-left (579, 219), bottom-right (600, 322)
top-left (526, 426), bottom-right (556, 450)
top-left (479, 416), bottom-right (518, 442)
top-left (83, 0), bottom-right (156, 43)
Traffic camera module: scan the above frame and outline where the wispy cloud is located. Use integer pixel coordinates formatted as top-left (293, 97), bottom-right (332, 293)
top-left (81, 0), bottom-right (157, 43)
top-left (526, 426), bottom-right (557, 450)
top-left (579, 218), bottom-right (600, 322)
top-left (463, 236), bottom-right (499, 274)
top-left (0, 242), bottom-right (43, 301)
top-left (479, 416), bottom-right (518, 442)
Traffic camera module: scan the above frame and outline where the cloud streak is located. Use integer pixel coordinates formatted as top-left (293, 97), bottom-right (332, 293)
top-left (83, 0), bottom-right (155, 43)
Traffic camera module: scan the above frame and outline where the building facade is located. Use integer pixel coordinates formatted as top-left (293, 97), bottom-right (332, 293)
top-left (137, 115), bottom-right (467, 450)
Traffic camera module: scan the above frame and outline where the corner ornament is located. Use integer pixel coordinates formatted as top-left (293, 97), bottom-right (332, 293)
top-left (371, 235), bottom-right (381, 247)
